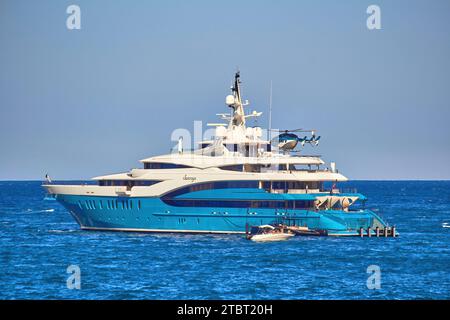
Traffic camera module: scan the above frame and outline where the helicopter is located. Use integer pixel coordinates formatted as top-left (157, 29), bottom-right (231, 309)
top-left (270, 129), bottom-right (321, 151)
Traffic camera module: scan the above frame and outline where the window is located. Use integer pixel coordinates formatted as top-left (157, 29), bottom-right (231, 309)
top-left (133, 180), bottom-right (161, 186)
top-left (223, 143), bottom-right (270, 153)
top-left (272, 181), bottom-right (288, 191)
top-left (98, 180), bottom-right (160, 187)
top-left (261, 181), bottom-right (324, 192)
top-left (162, 199), bottom-right (314, 209)
top-left (219, 164), bottom-right (243, 172)
top-left (244, 164), bottom-right (262, 173)
top-left (244, 144), bottom-right (258, 157)
top-left (163, 181), bottom-right (260, 198)
top-left (224, 144), bottom-right (239, 152)
top-left (144, 163), bottom-right (192, 169)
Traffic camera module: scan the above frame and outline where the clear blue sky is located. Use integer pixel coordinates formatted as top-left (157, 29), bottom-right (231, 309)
top-left (1, 0), bottom-right (449, 180)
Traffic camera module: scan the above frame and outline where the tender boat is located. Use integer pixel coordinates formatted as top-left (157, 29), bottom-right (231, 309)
top-left (247, 225), bottom-right (294, 242)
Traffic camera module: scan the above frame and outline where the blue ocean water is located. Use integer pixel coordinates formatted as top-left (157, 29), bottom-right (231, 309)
top-left (0, 181), bottom-right (449, 300)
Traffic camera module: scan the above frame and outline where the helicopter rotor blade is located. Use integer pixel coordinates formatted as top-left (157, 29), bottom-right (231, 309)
top-left (269, 128), bottom-right (307, 132)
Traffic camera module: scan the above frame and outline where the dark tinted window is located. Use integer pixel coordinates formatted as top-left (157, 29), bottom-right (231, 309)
top-left (163, 180), bottom-right (259, 198)
top-left (162, 199), bottom-right (314, 209)
top-left (262, 181), bottom-right (323, 191)
top-left (223, 144), bottom-right (239, 152)
top-left (98, 180), bottom-right (160, 187)
top-left (219, 165), bottom-right (243, 172)
top-left (144, 163), bottom-right (192, 169)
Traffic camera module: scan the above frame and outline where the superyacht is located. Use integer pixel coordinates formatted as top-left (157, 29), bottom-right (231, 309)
top-left (43, 72), bottom-right (395, 236)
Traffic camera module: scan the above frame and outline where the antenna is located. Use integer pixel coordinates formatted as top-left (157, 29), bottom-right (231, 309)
top-left (268, 80), bottom-right (273, 139)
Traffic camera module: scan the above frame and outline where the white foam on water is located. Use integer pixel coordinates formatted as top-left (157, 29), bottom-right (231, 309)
top-left (22, 208), bottom-right (55, 214)
top-left (48, 229), bottom-right (78, 234)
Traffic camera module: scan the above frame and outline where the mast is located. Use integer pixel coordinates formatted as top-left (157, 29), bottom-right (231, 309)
top-left (226, 71), bottom-right (246, 128)
top-left (222, 72), bottom-right (262, 132)
top-left (232, 71), bottom-right (242, 106)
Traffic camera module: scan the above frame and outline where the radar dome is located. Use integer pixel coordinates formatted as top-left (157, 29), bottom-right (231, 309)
top-left (225, 95), bottom-right (235, 105)
top-left (215, 126), bottom-right (227, 137)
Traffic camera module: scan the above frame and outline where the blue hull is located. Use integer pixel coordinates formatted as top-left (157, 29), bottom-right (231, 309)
top-left (55, 194), bottom-right (388, 236)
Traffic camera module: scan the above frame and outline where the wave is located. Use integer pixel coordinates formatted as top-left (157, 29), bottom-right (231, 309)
top-left (22, 208), bottom-right (55, 214)
top-left (48, 229), bottom-right (78, 234)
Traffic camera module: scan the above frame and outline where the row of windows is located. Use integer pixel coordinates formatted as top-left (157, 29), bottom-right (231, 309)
top-left (162, 199), bottom-right (314, 209)
top-left (163, 180), bottom-right (323, 198)
top-left (164, 181), bottom-right (260, 198)
top-left (79, 197), bottom-right (313, 210)
top-left (98, 180), bottom-right (160, 187)
top-left (262, 181), bottom-right (323, 191)
top-left (142, 161), bottom-right (318, 172)
top-left (98, 179), bottom-right (323, 192)
top-left (219, 164), bottom-right (277, 173)
top-left (143, 163), bottom-right (192, 169)
top-left (78, 199), bottom-right (142, 210)
top-left (219, 164), bottom-right (244, 172)
top-left (219, 164), bottom-right (320, 173)
top-left (200, 143), bottom-right (272, 153)
top-left (225, 144), bottom-right (272, 153)
top-left (140, 159), bottom-right (321, 173)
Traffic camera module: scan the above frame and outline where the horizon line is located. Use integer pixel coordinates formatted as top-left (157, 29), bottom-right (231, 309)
top-left (1, 178), bottom-right (450, 182)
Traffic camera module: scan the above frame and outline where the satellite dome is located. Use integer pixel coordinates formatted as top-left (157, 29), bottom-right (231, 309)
top-left (215, 126), bottom-right (227, 137)
top-left (225, 95), bottom-right (235, 105)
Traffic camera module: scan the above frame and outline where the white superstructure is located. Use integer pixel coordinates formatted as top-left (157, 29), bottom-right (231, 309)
top-left (45, 71), bottom-right (346, 198)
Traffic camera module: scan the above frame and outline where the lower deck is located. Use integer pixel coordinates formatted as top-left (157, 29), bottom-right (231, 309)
top-left (54, 194), bottom-right (388, 236)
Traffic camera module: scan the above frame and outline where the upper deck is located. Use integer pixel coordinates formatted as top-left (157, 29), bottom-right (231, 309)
top-left (96, 71), bottom-right (342, 183)
top-left (140, 152), bottom-right (325, 169)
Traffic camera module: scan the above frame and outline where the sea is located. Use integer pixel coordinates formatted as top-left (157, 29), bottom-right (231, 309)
top-left (0, 181), bottom-right (449, 299)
